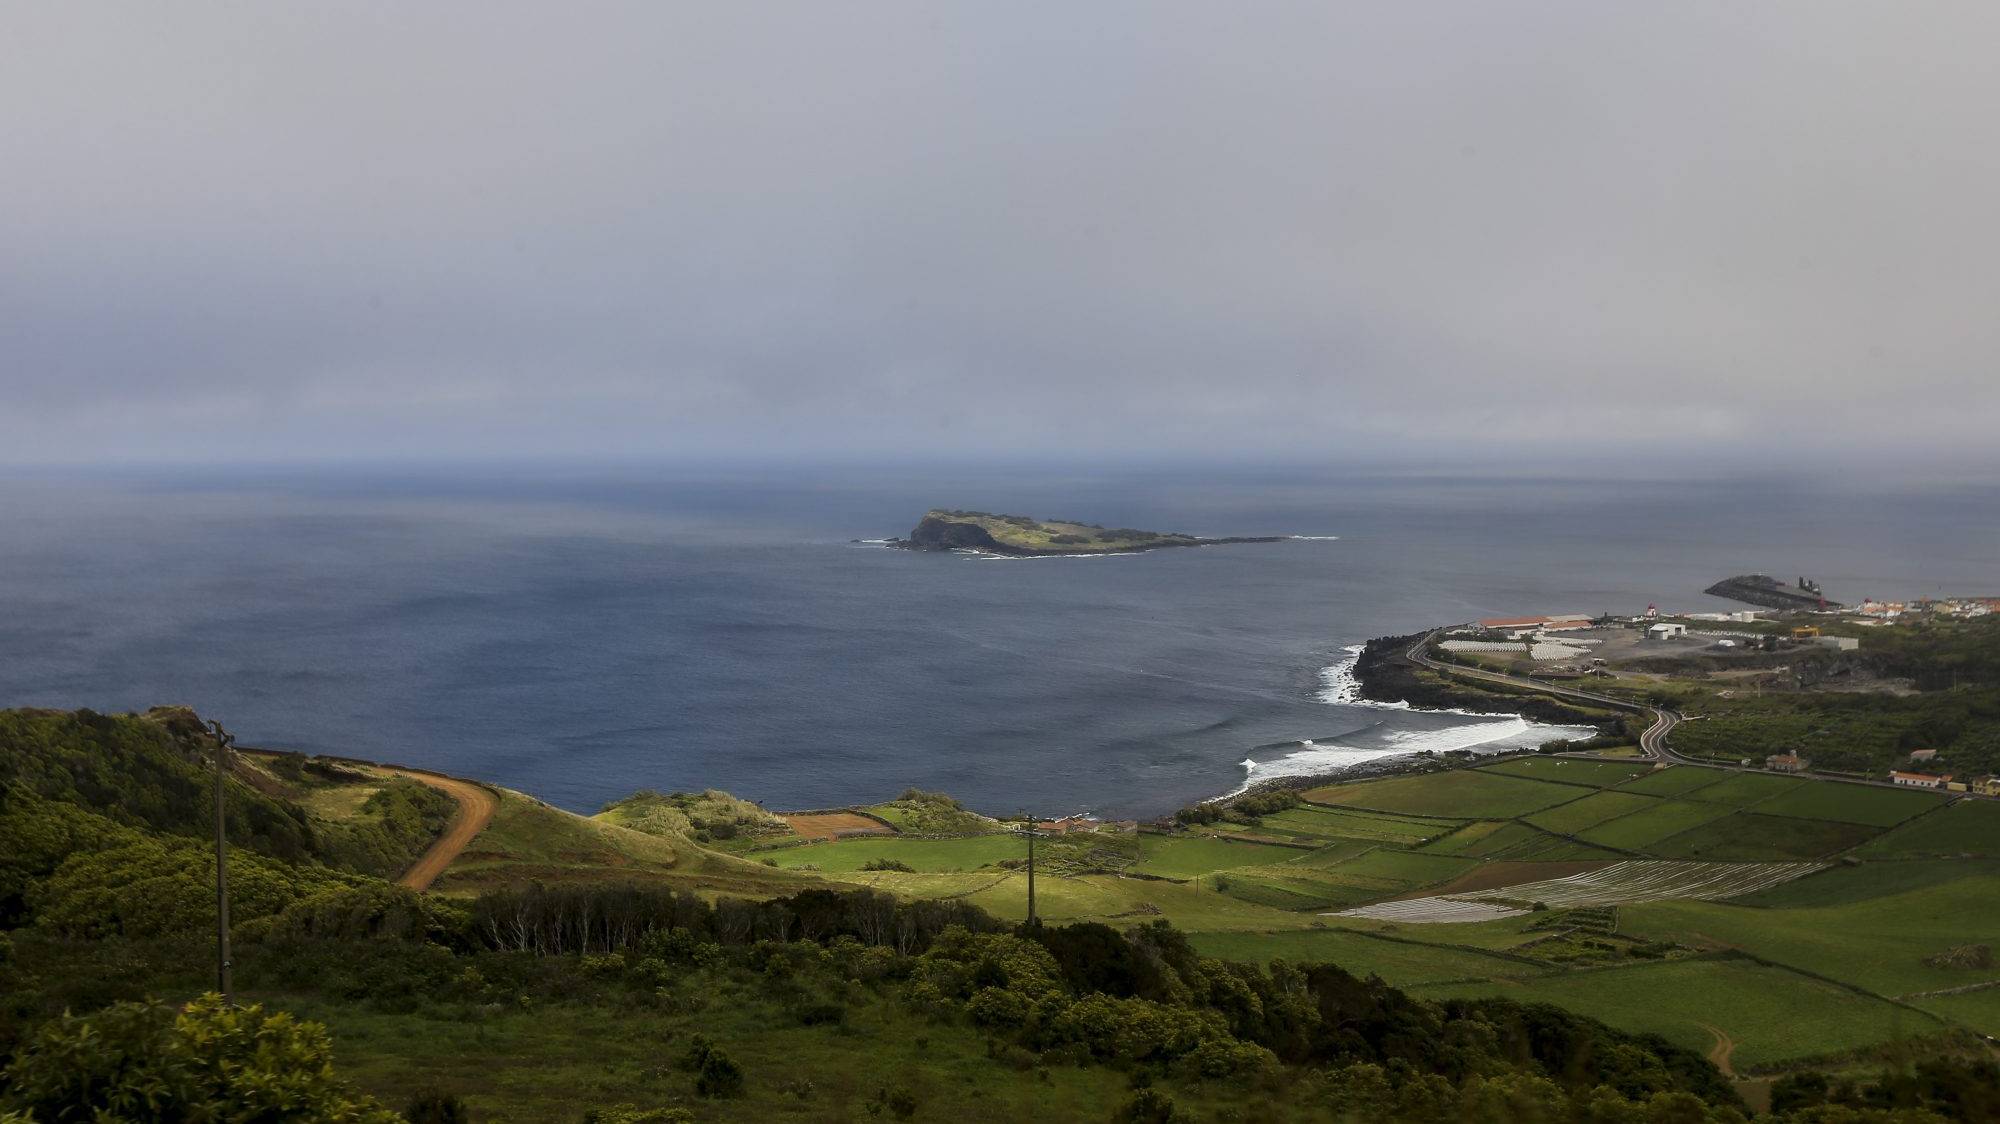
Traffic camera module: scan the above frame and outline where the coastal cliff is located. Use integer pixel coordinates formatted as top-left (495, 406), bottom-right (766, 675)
top-left (890, 509), bottom-right (1284, 556)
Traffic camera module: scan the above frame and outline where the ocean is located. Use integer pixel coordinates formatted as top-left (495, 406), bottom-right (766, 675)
top-left (3, 465), bottom-right (1994, 818)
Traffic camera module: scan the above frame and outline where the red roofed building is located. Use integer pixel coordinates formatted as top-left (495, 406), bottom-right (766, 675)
top-left (1480, 616), bottom-right (1549, 630)
top-left (1889, 771), bottom-right (1953, 789)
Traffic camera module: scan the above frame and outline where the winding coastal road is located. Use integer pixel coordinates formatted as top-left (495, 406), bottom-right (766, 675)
top-left (380, 767), bottom-right (498, 891)
top-left (1401, 629), bottom-right (1690, 763)
top-left (1401, 628), bottom-right (1938, 793)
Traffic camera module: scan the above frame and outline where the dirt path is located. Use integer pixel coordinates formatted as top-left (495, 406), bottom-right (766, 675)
top-left (382, 768), bottom-right (499, 891)
top-left (782, 811), bottom-right (894, 840)
top-left (1699, 1022), bottom-right (1737, 1077)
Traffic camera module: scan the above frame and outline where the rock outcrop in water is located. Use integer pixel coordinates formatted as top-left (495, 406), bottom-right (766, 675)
top-left (889, 509), bottom-right (1285, 556)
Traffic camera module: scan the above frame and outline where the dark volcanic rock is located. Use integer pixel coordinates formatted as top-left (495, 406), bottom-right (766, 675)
top-left (1354, 634), bottom-right (1614, 729)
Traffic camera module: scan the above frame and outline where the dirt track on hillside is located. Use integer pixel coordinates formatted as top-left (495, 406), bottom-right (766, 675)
top-left (1700, 1023), bottom-right (1738, 1077)
top-left (382, 769), bottom-right (499, 891)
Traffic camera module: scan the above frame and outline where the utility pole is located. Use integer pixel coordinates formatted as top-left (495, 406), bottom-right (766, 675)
top-left (1018, 811), bottom-right (1039, 928)
top-left (207, 720), bottom-right (234, 1005)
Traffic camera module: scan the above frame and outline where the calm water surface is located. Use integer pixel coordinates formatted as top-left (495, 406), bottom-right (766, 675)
top-left (2, 466), bottom-right (1994, 817)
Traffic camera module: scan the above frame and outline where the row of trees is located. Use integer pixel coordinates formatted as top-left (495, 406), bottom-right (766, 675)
top-left (466, 884), bottom-right (997, 957)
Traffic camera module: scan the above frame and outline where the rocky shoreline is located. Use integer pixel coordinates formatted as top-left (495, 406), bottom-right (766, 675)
top-left (1207, 631), bottom-right (1622, 809)
top-left (1351, 632), bottom-right (1614, 727)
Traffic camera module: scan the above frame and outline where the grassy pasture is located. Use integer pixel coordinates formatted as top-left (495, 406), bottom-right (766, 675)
top-left (1856, 799), bottom-right (2000, 857)
top-left (1304, 769), bottom-right (1578, 819)
top-left (1259, 805), bottom-right (1443, 844)
top-left (1212, 848), bottom-right (1479, 913)
top-left (1418, 958), bottom-right (1938, 1070)
top-left (1436, 821), bottom-right (1624, 862)
top-left (761, 833), bottom-right (1022, 873)
top-left (1731, 859), bottom-right (1998, 909)
top-left (1614, 765), bottom-right (1729, 798)
top-left (955, 872), bottom-right (1317, 931)
top-left (264, 979), bottom-right (1216, 1123)
top-left (1326, 848), bottom-right (1479, 886)
top-left (298, 782), bottom-right (385, 819)
top-left (1911, 988), bottom-right (2000, 1038)
top-left (1133, 834), bottom-right (1307, 878)
top-left (440, 790), bottom-right (805, 897)
top-left (1188, 928), bottom-right (1553, 986)
top-left (1418, 820), bottom-right (1512, 855)
top-left (1752, 781), bottom-right (1945, 827)
top-left (1479, 757), bottom-right (1656, 787)
top-left (1578, 799), bottom-right (1736, 851)
top-left (1648, 812), bottom-right (1879, 861)
top-left (1680, 771), bottom-right (1807, 808)
top-left (1524, 791), bottom-right (1659, 836)
top-left (1619, 883), bottom-right (2000, 1000)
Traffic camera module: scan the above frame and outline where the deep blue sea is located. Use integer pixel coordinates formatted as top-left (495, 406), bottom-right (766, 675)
top-left (3, 466), bottom-right (1995, 818)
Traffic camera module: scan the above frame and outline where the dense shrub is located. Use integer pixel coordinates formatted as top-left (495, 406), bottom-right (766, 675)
top-left (0, 708), bottom-right (315, 861)
top-left (678, 1034), bottom-right (745, 1097)
top-left (313, 779), bottom-right (458, 878)
top-left (0, 994), bottom-right (396, 1121)
top-left (403, 1087), bottom-right (472, 1124)
top-left (29, 832), bottom-right (353, 939)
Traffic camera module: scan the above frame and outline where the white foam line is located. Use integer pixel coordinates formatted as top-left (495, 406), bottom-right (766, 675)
top-left (1289, 535), bottom-right (1342, 541)
top-left (970, 551), bottom-right (1144, 561)
top-left (1316, 645), bottom-right (1555, 720)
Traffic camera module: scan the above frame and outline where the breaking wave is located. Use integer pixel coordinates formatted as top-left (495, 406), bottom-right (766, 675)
top-left (1225, 645), bottom-right (1597, 795)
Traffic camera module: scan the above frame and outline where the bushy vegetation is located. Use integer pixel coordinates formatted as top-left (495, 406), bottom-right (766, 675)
top-left (0, 994), bottom-right (397, 1121)
top-left (867, 788), bottom-right (998, 835)
top-left (1173, 787), bottom-right (1299, 826)
top-left (315, 778), bottom-right (459, 877)
top-left (1, 787), bottom-right (356, 937)
top-left (596, 788), bottom-right (785, 843)
top-left (0, 707), bottom-right (315, 861)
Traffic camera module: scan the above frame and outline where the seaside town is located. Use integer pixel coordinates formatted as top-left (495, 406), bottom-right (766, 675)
top-left (1434, 574), bottom-right (2000, 797)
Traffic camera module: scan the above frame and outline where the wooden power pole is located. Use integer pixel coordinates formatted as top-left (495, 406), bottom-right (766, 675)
top-left (1018, 811), bottom-right (1039, 928)
top-left (207, 720), bottom-right (234, 1005)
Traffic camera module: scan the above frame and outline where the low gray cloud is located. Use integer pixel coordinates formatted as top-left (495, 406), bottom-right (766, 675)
top-left (4, 2), bottom-right (1996, 465)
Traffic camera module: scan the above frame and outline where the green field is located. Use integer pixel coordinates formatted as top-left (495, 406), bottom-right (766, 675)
top-left (1427, 820), bottom-right (1622, 861)
top-left (1577, 799), bottom-right (1737, 850)
top-left (1256, 805), bottom-right (1443, 844)
top-left (1649, 812), bottom-right (1879, 861)
top-left (1304, 768), bottom-right (1579, 819)
top-left (1133, 834), bottom-right (1308, 878)
top-left (1681, 771), bottom-right (1808, 808)
top-left (762, 833), bottom-right (1022, 873)
top-left (1188, 928), bottom-right (1552, 985)
top-left (1619, 865), bottom-right (2000, 998)
top-left (1732, 859), bottom-right (1992, 909)
top-left (1617, 765), bottom-right (1730, 798)
top-left (1753, 781), bottom-right (1945, 827)
top-left (1417, 958), bottom-right (1939, 1070)
top-left (1479, 757), bottom-right (1656, 788)
top-left (1417, 819), bottom-right (1512, 855)
top-left (1524, 790), bottom-right (1659, 836)
top-left (1911, 988), bottom-right (2000, 1038)
top-left (1857, 800), bottom-right (2000, 857)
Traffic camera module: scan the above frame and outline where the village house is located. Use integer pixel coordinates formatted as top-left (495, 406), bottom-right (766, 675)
top-left (1889, 770), bottom-right (1953, 789)
top-left (1974, 777), bottom-right (2000, 797)
top-left (1908, 748), bottom-right (1939, 763)
top-left (1765, 753), bottom-right (1809, 773)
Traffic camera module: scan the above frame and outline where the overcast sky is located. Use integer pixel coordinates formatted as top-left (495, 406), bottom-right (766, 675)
top-left (4, 3), bottom-right (1996, 467)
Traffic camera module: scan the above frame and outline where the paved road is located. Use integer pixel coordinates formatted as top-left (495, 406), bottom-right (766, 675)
top-left (381, 768), bottom-right (499, 891)
top-left (1401, 629), bottom-right (1691, 764)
